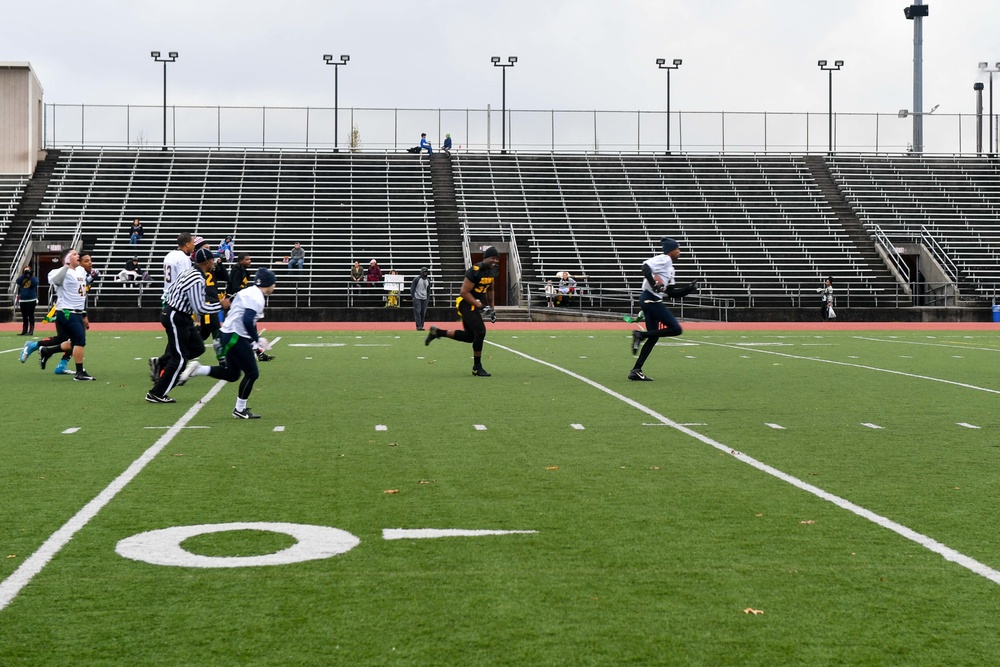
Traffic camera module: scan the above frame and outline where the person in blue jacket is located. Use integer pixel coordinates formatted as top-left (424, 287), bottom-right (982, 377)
top-left (14, 266), bottom-right (39, 336)
top-left (442, 133), bottom-right (453, 156)
top-left (420, 133), bottom-right (433, 155)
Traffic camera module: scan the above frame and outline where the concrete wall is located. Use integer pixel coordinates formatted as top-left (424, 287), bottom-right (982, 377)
top-left (0, 63), bottom-right (43, 175)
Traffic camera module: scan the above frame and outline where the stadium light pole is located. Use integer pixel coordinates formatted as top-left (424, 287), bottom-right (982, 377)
top-left (974, 82), bottom-right (985, 154)
top-left (323, 54), bottom-right (350, 152)
top-left (655, 58), bottom-right (682, 154)
top-left (150, 51), bottom-right (178, 149)
top-left (492, 56), bottom-right (517, 153)
top-left (978, 62), bottom-right (1000, 154)
top-left (817, 60), bottom-right (844, 153)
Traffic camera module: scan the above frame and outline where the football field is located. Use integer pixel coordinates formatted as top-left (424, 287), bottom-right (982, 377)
top-left (3, 323), bottom-right (1000, 666)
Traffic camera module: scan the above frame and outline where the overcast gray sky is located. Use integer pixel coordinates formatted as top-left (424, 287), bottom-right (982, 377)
top-left (4, 0), bottom-right (997, 114)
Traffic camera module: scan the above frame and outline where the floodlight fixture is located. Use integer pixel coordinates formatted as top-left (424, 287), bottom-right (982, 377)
top-left (656, 58), bottom-right (684, 153)
top-left (492, 56), bottom-right (518, 153)
top-left (150, 50), bottom-right (179, 149)
top-left (323, 54), bottom-right (351, 152)
top-left (979, 61), bottom-right (1000, 152)
top-left (817, 59), bottom-right (844, 152)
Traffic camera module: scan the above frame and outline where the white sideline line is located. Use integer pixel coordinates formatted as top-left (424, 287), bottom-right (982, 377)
top-left (0, 381), bottom-right (227, 613)
top-left (486, 340), bottom-right (1000, 587)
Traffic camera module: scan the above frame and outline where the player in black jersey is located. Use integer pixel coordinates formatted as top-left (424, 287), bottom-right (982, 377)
top-left (425, 246), bottom-right (500, 376)
top-left (194, 237), bottom-right (228, 342)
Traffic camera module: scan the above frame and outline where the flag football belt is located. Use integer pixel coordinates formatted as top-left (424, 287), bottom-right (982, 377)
top-left (62, 308), bottom-right (87, 317)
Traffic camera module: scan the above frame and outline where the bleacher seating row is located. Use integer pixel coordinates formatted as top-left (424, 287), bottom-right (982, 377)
top-left (0, 176), bottom-right (28, 252)
top-left (10, 149), bottom-right (1000, 309)
top-left (826, 155), bottom-right (1000, 295)
top-left (34, 149), bottom-right (441, 305)
top-left (454, 153), bottom-right (878, 303)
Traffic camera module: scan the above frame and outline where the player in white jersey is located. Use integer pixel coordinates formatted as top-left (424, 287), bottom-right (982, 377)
top-left (627, 237), bottom-right (699, 382)
top-left (179, 267), bottom-right (277, 419)
top-left (150, 232), bottom-right (197, 382)
top-left (37, 250), bottom-right (96, 381)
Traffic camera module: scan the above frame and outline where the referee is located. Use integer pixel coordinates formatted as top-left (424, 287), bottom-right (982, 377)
top-left (147, 248), bottom-right (230, 404)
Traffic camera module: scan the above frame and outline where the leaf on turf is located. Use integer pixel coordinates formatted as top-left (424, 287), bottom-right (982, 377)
top-left (545, 466), bottom-right (559, 470)
top-left (6, 555), bottom-right (16, 559)
top-left (743, 608), bottom-right (764, 615)
top-left (418, 480), bottom-right (435, 485)
top-left (388, 442), bottom-right (398, 447)
top-left (649, 466), bottom-right (661, 470)
top-left (800, 520), bottom-right (815, 524)
top-left (384, 489), bottom-right (399, 494)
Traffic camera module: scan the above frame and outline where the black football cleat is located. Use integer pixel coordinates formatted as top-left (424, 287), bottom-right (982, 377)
top-left (233, 408), bottom-right (261, 419)
top-left (145, 392), bottom-right (177, 404)
top-left (472, 366), bottom-right (492, 377)
top-left (628, 369), bottom-right (652, 381)
top-left (39, 348), bottom-right (52, 370)
top-left (425, 326), bottom-right (438, 346)
top-left (631, 330), bottom-right (643, 355)
top-left (73, 370), bottom-right (96, 381)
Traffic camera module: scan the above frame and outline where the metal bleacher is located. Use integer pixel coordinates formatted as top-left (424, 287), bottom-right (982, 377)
top-left (0, 175), bottom-right (28, 251)
top-left (826, 155), bottom-right (1000, 296)
top-left (33, 148), bottom-right (438, 307)
top-left (454, 153), bottom-right (877, 306)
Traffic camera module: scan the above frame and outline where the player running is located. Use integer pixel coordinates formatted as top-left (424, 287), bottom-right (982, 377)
top-left (178, 267), bottom-right (277, 419)
top-left (627, 237), bottom-right (698, 381)
top-left (424, 246), bottom-right (500, 377)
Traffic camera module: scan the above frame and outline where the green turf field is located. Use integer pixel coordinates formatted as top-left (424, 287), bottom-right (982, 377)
top-left (3, 327), bottom-right (1000, 666)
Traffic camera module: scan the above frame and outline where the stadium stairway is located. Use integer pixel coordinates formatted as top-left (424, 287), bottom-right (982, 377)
top-left (803, 155), bottom-right (899, 305)
top-left (429, 154), bottom-right (467, 282)
top-left (0, 151), bottom-right (61, 304)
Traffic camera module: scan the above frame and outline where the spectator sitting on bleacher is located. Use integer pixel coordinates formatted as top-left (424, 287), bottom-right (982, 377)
top-left (288, 242), bottom-right (305, 271)
top-left (218, 236), bottom-right (235, 263)
top-left (116, 256), bottom-right (148, 283)
top-left (128, 219), bottom-right (144, 246)
top-left (420, 133), bottom-right (433, 155)
top-left (351, 261), bottom-right (364, 283)
top-left (366, 259), bottom-right (383, 285)
top-left (556, 271), bottom-right (576, 305)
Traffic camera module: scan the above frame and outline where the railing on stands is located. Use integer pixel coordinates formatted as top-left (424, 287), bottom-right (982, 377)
top-left (919, 226), bottom-right (958, 283)
top-left (8, 220), bottom-right (84, 292)
top-left (872, 225), bottom-right (911, 285)
top-left (44, 103), bottom-right (994, 155)
top-left (8, 222), bottom-right (34, 287)
top-left (506, 224), bottom-right (522, 307)
top-left (524, 281), bottom-right (736, 322)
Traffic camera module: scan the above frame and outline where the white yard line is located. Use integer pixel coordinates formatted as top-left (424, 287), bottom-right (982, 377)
top-left (0, 381), bottom-right (227, 613)
top-left (854, 336), bottom-right (1000, 353)
top-left (486, 340), bottom-right (1000, 587)
top-left (699, 340), bottom-right (1000, 395)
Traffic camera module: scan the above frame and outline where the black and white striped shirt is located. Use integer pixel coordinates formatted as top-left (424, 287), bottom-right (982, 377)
top-left (165, 266), bottom-right (222, 316)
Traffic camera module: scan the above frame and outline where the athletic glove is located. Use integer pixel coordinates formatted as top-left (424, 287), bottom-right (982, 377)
top-left (483, 305), bottom-right (497, 324)
top-left (666, 281), bottom-right (699, 299)
top-left (652, 281), bottom-right (667, 294)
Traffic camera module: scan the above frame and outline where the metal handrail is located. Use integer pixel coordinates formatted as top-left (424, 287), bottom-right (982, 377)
top-left (872, 224), bottom-right (910, 283)
top-left (919, 225), bottom-right (958, 282)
